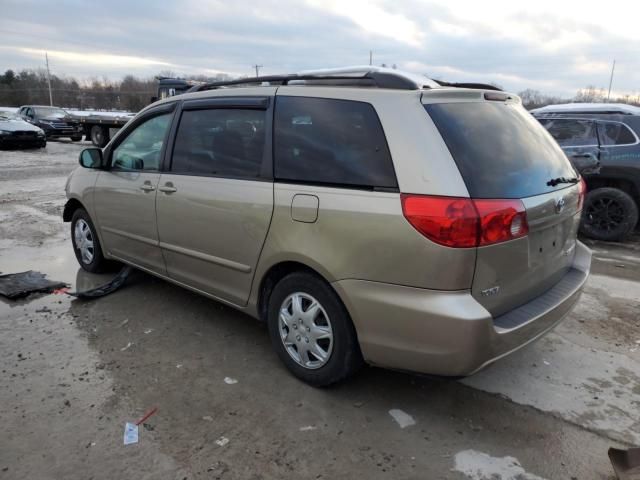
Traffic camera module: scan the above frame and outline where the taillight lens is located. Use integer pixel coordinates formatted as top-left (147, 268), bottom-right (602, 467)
top-left (401, 194), bottom-right (529, 248)
top-left (577, 177), bottom-right (586, 210)
top-left (401, 195), bottom-right (478, 247)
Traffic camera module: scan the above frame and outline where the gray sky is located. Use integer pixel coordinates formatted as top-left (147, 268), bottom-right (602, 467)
top-left (1, 0), bottom-right (639, 98)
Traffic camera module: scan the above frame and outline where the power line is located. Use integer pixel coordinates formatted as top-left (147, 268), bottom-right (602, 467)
top-left (252, 64), bottom-right (263, 77)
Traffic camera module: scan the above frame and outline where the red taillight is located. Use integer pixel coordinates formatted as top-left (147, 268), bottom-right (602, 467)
top-left (400, 195), bottom-right (478, 247)
top-left (473, 199), bottom-right (529, 246)
top-left (577, 177), bottom-right (586, 210)
top-left (401, 194), bottom-right (529, 248)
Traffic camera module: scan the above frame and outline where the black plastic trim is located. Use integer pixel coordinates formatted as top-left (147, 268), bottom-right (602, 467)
top-left (182, 96), bottom-right (270, 110)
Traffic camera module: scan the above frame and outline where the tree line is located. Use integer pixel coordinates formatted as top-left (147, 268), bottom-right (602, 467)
top-left (0, 68), bottom-right (638, 112)
top-left (0, 68), bottom-right (231, 112)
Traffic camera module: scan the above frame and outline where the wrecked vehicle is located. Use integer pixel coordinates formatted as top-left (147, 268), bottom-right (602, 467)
top-left (17, 105), bottom-right (84, 141)
top-left (0, 110), bottom-right (46, 149)
top-left (533, 103), bottom-right (640, 241)
top-left (63, 66), bottom-right (591, 386)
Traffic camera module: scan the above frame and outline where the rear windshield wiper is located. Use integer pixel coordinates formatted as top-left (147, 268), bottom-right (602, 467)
top-left (546, 177), bottom-right (579, 187)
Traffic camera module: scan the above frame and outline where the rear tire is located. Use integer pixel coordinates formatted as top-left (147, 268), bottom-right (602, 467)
top-left (580, 187), bottom-right (638, 241)
top-left (70, 135), bottom-right (82, 142)
top-left (71, 208), bottom-right (108, 273)
top-left (90, 125), bottom-right (109, 147)
top-left (267, 272), bottom-right (363, 387)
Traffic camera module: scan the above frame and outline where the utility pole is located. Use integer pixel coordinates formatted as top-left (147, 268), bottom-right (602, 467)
top-left (369, 50), bottom-right (373, 66)
top-left (45, 52), bottom-right (53, 106)
top-left (607, 59), bottom-right (616, 101)
top-left (253, 64), bottom-right (263, 77)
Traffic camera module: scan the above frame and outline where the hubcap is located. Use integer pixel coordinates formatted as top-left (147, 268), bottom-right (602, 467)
top-left (74, 219), bottom-right (95, 264)
top-left (586, 197), bottom-right (626, 232)
top-left (278, 292), bottom-right (333, 369)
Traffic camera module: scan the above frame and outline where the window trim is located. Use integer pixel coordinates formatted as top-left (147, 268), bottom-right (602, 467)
top-left (163, 97), bottom-right (274, 181)
top-left (272, 94), bottom-right (399, 191)
top-left (105, 102), bottom-right (177, 173)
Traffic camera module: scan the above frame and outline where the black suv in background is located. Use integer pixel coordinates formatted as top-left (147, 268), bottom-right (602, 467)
top-left (17, 105), bottom-right (83, 142)
top-left (533, 103), bottom-right (640, 241)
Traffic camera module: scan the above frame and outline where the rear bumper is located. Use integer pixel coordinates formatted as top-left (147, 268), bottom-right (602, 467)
top-left (332, 241), bottom-right (591, 376)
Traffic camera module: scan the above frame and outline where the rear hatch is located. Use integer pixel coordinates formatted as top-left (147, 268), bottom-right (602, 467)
top-left (424, 94), bottom-right (582, 317)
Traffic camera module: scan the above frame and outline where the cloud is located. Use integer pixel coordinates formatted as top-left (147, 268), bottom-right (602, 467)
top-left (0, 0), bottom-right (639, 98)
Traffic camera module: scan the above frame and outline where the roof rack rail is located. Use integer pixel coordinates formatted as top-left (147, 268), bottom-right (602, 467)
top-left (433, 80), bottom-right (502, 91)
top-left (189, 66), bottom-right (441, 92)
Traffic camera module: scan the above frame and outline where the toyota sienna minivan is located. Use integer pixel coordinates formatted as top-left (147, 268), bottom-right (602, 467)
top-left (64, 66), bottom-right (591, 386)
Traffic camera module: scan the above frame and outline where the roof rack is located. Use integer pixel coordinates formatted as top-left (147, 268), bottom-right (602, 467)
top-left (189, 66), bottom-right (440, 92)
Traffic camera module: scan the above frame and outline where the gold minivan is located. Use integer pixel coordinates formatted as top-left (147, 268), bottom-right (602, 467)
top-left (64, 67), bottom-right (591, 386)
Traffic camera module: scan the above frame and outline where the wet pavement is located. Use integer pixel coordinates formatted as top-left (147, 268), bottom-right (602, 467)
top-left (1, 141), bottom-right (639, 479)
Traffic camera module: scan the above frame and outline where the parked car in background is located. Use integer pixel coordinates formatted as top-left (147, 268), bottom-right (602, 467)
top-left (0, 109), bottom-right (46, 149)
top-left (17, 105), bottom-right (83, 141)
top-left (532, 103), bottom-right (640, 241)
top-left (64, 66), bottom-right (591, 386)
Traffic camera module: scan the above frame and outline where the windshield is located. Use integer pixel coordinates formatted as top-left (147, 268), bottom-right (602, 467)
top-left (0, 111), bottom-right (19, 120)
top-left (425, 102), bottom-right (577, 199)
top-left (34, 107), bottom-right (68, 118)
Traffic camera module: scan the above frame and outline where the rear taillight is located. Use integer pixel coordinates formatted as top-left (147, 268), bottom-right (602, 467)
top-left (401, 194), bottom-right (529, 248)
top-left (577, 177), bottom-right (586, 210)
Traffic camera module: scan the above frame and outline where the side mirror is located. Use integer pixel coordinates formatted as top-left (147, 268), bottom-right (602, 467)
top-left (79, 148), bottom-right (104, 169)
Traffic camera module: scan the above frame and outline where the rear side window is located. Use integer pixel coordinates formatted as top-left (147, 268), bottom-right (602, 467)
top-left (425, 102), bottom-right (576, 199)
top-left (171, 109), bottom-right (266, 178)
top-left (274, 96), bottom-right (397, 189)
top-left (541, 118), bottom-right (598, 147)
top-left (598, 122), bottom-right (637, 146)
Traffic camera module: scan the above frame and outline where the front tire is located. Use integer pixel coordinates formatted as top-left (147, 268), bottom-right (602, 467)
top-left (70, 135), bottom-right (83, 142)
top-left (580, 187), bottom-right (638, 241)
top-left (71, 208), bottom-right (108, 273)
top-left (267, 272), bottom-right (363, 386)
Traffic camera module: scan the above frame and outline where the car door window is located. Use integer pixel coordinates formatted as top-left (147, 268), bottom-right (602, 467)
top-left (112, 113), bottom-right (171, 171)
top-left (274, 96), bottom-right (397, 189)
top-left (597, 122), bottom-right (637, 146)
top-left (543, 119), bottom-right (598, 147)
top-left (171, 109), bottom-right (266, 178)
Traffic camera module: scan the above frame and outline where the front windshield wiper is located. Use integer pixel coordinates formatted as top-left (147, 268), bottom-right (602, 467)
top-left (546, 176), bottom-right (579, 187)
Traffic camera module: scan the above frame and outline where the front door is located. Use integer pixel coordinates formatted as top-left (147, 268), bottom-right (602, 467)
top-left (155, 96), bottom-right (275, 305)
top-left (93, 110), bottom-right (174, 273)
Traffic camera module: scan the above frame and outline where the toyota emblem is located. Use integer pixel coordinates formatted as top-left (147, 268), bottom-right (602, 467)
top-left (555, 196), bottom-right (566, 214)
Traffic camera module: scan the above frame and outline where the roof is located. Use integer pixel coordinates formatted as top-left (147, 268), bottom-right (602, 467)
top-left (531, 103), bottom-right (640, 116)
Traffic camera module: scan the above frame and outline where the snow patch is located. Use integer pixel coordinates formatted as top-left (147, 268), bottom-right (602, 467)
top-left (453, 450), bottom-right (547, 480)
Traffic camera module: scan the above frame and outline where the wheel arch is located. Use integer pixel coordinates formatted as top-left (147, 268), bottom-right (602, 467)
top-left (63, 197), bottom-right (85, 222)
top-left (585, 176), bottom-right (640, 203)
top-left (255, 260), bottom-right (352, 327)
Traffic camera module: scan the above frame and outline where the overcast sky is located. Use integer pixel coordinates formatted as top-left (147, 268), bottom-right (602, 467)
top-left (1, 0), bottom-right (639, 98)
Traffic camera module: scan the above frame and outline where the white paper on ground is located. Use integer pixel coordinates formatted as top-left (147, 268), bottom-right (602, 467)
top-left (388, 409), bottom-right (416, 428)
top-left (124, 422), bottom-right (139, 445)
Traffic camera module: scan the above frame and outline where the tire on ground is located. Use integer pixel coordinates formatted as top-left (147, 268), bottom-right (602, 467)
top-left (266, 271), bottom-right (364, 387)
top-left (580, 187), bottom-right (639, 241)
top-left (70, 208), bottom-right (109, 273)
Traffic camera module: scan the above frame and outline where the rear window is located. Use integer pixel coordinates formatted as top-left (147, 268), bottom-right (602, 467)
top-left (598, 122), bottom-right (637, 146)
top-left (274, 96), bottom-right (397, 189)
top-left (425, 102), bottom-right (576, 199)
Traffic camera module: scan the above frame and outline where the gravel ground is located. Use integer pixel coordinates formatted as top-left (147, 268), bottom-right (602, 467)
top-left (1, 141), bottom-right (639, 479)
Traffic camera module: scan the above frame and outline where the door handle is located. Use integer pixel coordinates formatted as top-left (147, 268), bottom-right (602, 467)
top-left (158, 183), bottom-right (177, 194)
top-left (140, 183), bottom-right (155, 192)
